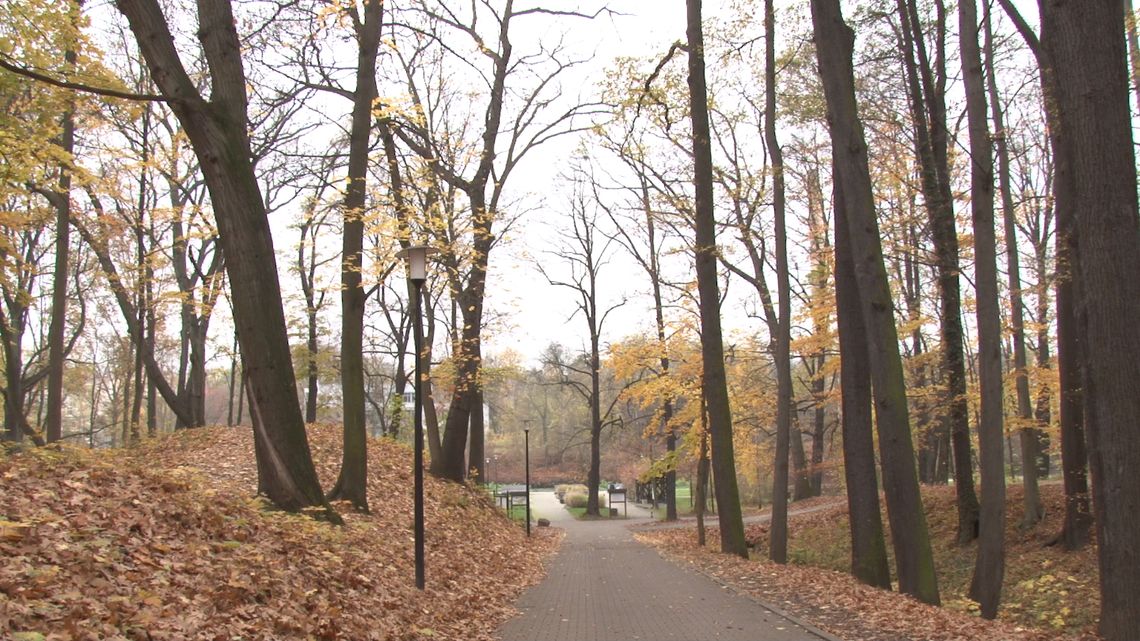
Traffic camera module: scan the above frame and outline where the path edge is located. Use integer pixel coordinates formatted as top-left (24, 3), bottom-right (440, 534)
top-left (638, 538), bottom-right (846, 641)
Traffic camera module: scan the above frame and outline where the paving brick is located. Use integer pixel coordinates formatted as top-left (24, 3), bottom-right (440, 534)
top-left (497, 492), bottom-right (836, 641)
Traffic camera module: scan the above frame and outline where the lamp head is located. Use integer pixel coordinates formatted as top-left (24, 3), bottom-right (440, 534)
top-left (396, 245), bottom-right (438, 282)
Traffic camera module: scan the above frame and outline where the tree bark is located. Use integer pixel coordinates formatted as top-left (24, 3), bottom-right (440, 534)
top-left (810, 0), bottom-right (940, 604)
top-left (961, 0), bottom-right (1005, 618)
top-left (45, 2), bottom-right (79, 443)
top-left (687, 0), bottom-right (748, 559)
top-left (328, 0), bottom-right (384, 513)
top-left (995, 0), bottom-right (1091, 551)
top-left (114, 0), bottom-right (330, 516)
top-left (984, 3), bottom-right (1042, 529)
top-left (1038, 3), bottom-right (1140, 637)
top-left (896, 0), bottom-right (979, 544)
top-left (695, 395), bottom-right (711, 547)
top-left (469, 388), bottom-right (485, 481)
top-left (765, 0), bottom-right (793, 564)
top-left (833, 161), bottom-right (892, 590)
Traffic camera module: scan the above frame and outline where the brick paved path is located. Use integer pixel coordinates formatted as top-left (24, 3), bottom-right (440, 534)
top-left (497, 491), bottom-right (837, 641)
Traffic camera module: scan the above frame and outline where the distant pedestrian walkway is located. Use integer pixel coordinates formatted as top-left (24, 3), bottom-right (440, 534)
top-left (497, 490), bottom-right (837, 641)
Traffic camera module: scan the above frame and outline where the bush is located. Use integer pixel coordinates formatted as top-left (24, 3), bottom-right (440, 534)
top-left (556, 484), bottom-right (587, 503)
top-left (564, 491), bottom-right (607, 510)
top-left (564, 492), bottom-right (588, 508)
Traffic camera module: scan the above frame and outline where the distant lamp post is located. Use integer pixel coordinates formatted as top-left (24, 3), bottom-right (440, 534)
top-left (397, 244), bottom-right (436, 590)
top-left (524, 420), bottom-right (532, 537)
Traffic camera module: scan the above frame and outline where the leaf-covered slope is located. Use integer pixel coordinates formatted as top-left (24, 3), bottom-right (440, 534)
top-left (0, 425), bottom-right (557, 641)
top-left (638, 483), bottom-right (1100, 641)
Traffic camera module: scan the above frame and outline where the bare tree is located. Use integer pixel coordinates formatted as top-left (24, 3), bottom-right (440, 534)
top-left (539, 174), bottom-right (625, 516)
top-left (390, 0), bottom-right (605, 481)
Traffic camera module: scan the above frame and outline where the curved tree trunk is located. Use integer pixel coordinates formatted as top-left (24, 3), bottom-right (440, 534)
top-left (686, 0), bottom-right (747, 559)
top-left (810, 0), bottom-right (940, 604)
top-left (115, 0), bottom-right (331, 516)
top-left (766, 0), bottom-right (793, 564)
top-left (832, 161), bottom-right (892, 590)
top-left (328, 0), bottom-right (384, 513)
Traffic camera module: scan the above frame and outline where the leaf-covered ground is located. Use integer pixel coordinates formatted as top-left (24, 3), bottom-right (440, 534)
top-left (637, 483), bottom-right (1100, 641)
top-left (0, 425), bottom-right (559, 641)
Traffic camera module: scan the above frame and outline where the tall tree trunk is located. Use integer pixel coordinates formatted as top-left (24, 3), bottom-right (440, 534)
top-left (45, 2), bottom-right (79, 443)
top-left (766, 0), bottom-right (793, 564)
top-left (469, 388), bottom-right (485, 481)
top-left (3, 326), bottom-right (26, 441)
top-left (833, 161), bottom-right (892, 590)
top-left (227, 331), bottom-right (238, 426)
top-left (305, 304), bottom-right (319, 423)
top-left (687, 0), bottom-right (748, 559)
top-left (115, 0), bottom-right (332, 516)
top-left (810, 0), bottom-right (940, 604)
top-left (809, 361), bottom-right (827, 497)
top-left (1038, 3), bottom-right (1140, 638)
top-left (145, 264), bottom-right (157, 436)
top-left (791, 421), bottom-right (813, 501)
top-left (995, 0), bottom-right (1091, 551)
top-left (643, 180), bottom-right (677, 521)
top-left (961, 0), bottom-right (1005, 618)
top-left (130, 213), bottom-right (146, 444)
top-left (586, 330), bottom-right (603, 516)
top-left (984, 4), bottom-right (1041, 528)
top-left (695, 395), bottom-right (710, 547)
top-left (328, 0), bottom-right (383, 513)
top-left (896, 0), bottom-right (979, 543)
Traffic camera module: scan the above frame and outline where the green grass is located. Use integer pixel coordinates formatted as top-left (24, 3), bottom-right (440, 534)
top-left (505, 504), bottom-right (537, 523)
top-left (565, 505), bottom-right (626, 520)
top-left (643, 482), bottom-right (709, 517)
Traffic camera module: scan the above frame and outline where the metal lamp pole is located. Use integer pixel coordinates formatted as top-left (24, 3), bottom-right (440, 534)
top-left (524, 421), bottom-right (531, 537)
top-left (399, 245), bottom-right (435, 590)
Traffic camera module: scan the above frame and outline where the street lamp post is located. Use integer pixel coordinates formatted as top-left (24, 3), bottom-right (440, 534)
top-left (524, 420), bottom-right (532, 537)
top-left (398, 245), bottom-right (436, 590)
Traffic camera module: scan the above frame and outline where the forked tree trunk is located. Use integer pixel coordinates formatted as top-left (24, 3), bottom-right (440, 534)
top-left (832, 161), bottom-right (892, 590)
top-left (810, 0), bottom-right (940, 605)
